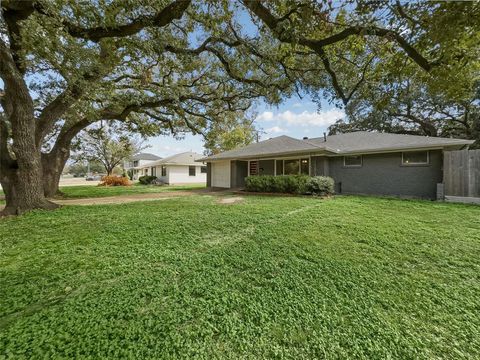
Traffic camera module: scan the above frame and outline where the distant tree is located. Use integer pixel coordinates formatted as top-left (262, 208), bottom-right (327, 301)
top-left (329, 79), bottom-right (480, 147)
top-left (73, 123), bottom-right (147, 176)
top-left (68, 161), bottom-right (104, 178)
top-left (203, 113), bottom-right (259, 155)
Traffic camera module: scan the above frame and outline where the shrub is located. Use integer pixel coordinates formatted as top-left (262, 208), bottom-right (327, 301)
top-left (99, 175), bottom-right (131, 187)
top-left (151, 178), bottom-right (166, 186)
top-left (245, 175), bottom-right (311, 194)
top-left (138, 175), bottom-right (157, 185)
top-left (306, 176), bottom-right (335, 196)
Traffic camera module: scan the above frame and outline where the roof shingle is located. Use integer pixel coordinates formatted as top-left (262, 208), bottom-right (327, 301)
top-left (199, 131), bottom-right (474, 161)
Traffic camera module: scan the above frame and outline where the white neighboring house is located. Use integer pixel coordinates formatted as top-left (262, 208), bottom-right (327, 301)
top-left (125, 153), bottom-right (162, 179)
top-left (134, 151), bottom-right (207, 184)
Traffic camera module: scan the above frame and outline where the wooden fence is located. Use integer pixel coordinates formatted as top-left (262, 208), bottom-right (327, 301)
top-left (443, 149), bottom-right (480, 201)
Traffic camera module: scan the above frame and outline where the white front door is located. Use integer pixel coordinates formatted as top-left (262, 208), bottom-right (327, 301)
top-left (211, 161), bottom-right (231, 188)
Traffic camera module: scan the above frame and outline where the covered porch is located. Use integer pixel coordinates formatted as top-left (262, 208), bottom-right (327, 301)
top-left (228, 156), bottom-right (330, 188)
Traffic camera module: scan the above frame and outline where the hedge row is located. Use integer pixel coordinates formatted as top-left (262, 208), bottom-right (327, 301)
top-left (245, 175), bottom-right (334, 196)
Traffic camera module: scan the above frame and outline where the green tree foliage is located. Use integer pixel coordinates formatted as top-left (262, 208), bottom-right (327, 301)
top-left (0, 0), bottom-right (292, 214)
top-left (203, 113), bottom-right (259, 155)
top-left (243, 1), bottom-right (480, 143)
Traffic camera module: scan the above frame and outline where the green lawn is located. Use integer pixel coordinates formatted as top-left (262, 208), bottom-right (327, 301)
top-left (56, 183), bottom-right (206, 199)
top-left (1, 195), bottom-right (479, 358)
top-left (0, 184), bottom-right (205, 205)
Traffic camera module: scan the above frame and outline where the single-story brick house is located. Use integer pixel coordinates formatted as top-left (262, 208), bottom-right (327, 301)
top-left (134, 151), bottom-right (207, 184)
top-left (198, 132), bottom-right (474, 199)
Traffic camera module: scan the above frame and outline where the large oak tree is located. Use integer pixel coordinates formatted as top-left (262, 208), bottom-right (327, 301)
top-left (0, 0), bottom-right (290, 215)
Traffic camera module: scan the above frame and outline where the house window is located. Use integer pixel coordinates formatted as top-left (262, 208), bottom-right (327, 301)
top-left (133, 160), bottom-right (138, 167)
top-left (284, 159), bottom-right (299, 175)
top-left (275, 160), bottom-right (283, 175)
top-left (249, 161), bottom-right (258, 176)
top-left (151, 167), bottom-right (156, 177)
top-left (344, 155), bottom-right (362, 167)
top-left (189, 166), bottom-right (196, 176)
top-left (300, 159), bottom-right (309, 175)
top-left (201, 166), bottom-right (207, 173)
top-left (402, 151), bottom-right (429, 165)
top-left (161, 166), bottom-right (167, 177)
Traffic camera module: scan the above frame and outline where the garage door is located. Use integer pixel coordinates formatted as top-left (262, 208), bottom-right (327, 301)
top-left (212, 161), bottom-right (231, 188)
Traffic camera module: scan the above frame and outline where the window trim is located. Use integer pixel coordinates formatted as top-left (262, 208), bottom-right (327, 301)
top-left (161, 166), bottom-right (167, 177)
top-left (343, 155), bottom-right (363, 168)
top-left (200, 166), bottom-right (207, 174)
top-left (188, 165), bottom-right (196, 177)
top-left (401, 151), bottom-right (429, 166)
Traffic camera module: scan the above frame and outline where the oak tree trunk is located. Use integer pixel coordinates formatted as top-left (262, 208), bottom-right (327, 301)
top-left (0, 96), bottom-right (59, 216)
top-left (42, 150), bottom-right (70, 198)
top-left (0, 152), bottom-right (59, 216)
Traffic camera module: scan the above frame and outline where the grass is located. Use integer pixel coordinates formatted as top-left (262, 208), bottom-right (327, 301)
top-left (56, 183), bottom-right (205, 199)
top-left (1, 195), bottom-right (479, 358)
top-left (0, 184), bottom-right (205, 204)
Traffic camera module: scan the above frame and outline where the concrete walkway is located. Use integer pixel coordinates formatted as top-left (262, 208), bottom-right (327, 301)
top-left (53, 191), bottom-right (194, 206)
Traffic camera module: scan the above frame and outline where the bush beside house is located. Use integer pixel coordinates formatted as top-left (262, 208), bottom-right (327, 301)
top-left (306, 176), bottom-right (335, 196)
top-left (245, 175), bottom-right (334, 196)
top-left (138, 175), bottom-right (157, 185)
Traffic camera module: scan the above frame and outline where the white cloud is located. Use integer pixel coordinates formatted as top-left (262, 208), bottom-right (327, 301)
top-left (256, 111), bottom-right (274, 121)
top-left (257, 109), bottom-right (344, 127)
top-left (266, 126), bottom-right (286, 133)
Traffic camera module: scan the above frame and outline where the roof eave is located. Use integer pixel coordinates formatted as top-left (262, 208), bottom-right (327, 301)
top-left (198, 147), bottom-right (334, 161)
top-left (335, 141), bottom-right (475, 155)
top-left (198, 140), bottom-right (475, 162)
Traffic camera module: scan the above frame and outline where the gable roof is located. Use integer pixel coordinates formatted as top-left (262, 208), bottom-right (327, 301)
top-left (199, 131), bottom-right (474, 161)
top-left (135, 151), bottom-right (203, 168)
top-left (198, 135), bottom-right (320, 161)
top-left (130, 152), bottom-right (162, 161)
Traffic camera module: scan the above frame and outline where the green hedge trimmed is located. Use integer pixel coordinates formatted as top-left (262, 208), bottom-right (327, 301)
top-left (245, 175), bottom-right (334, 196)
top-left (138, 175), bottom-right (157, 185)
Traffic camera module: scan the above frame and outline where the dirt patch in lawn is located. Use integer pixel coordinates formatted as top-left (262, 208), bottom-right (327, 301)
top-left (217, 196), bottom-right (244, 205)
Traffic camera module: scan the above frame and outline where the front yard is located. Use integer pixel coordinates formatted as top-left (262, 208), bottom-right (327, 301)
top-left (1, 195), bottom-right (479, 358)
top-left (0, 184), bottom-right (205, 205)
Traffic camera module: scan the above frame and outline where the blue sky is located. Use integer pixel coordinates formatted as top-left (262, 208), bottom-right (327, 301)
top-left (147, 97), bottom-right (345, 157)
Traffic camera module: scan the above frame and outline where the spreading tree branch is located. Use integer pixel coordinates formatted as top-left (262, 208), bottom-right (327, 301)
top-left (50, 0), bottom-right (191, 42)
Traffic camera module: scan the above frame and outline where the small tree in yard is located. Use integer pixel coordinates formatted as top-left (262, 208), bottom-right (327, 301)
top-left (74, 123), bottom-right (146, 176)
